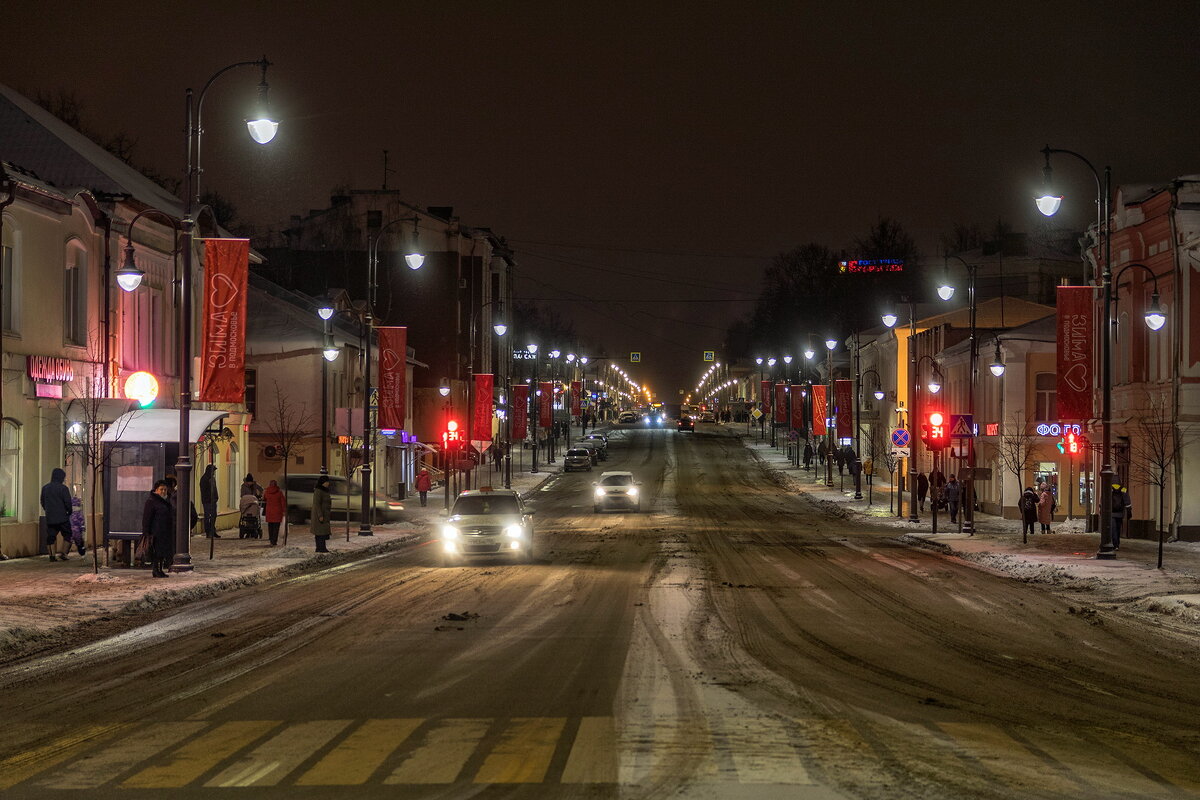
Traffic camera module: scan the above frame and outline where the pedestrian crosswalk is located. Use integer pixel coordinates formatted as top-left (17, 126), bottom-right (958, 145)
top-left (1, 715), bottom-right (1197, 794)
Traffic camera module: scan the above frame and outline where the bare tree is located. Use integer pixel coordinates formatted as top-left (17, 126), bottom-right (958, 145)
top-left (995, 413), bottom-right (1038, 516)
top-left (260, 381), bottom-right (315, 545)
top-left (56, 355), bottom-right (136, 573)
top-left (1129, 396), bottom-right (1191, 543)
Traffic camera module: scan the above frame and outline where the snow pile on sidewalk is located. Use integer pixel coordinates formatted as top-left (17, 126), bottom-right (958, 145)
top-left (955, 552), bottom-right (1104, 589)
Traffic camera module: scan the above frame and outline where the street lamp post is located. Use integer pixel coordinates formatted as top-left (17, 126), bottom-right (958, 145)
top-left (172, 58), bottom-right (278, 572)
top-left (527, 343), bottom-right (539, 473)
top-left (883, 299), bottom-right (918, 522)
top-left (824, 340), bottom-right (836, 487)
top-left (316, 299), bottom-right (339, 475)
top-left (754, 357), bottom-right (764, 439)
top-left (1037, 145), bottom-right (1115, 558)
top-left (767, 357), bottom-right (778, 447)
top-left (358, 216), bottom-right (423, 536)
top-left (783, 355), bottom-right (794, 463)
top-left (938, 254), bottom-right (981, 533)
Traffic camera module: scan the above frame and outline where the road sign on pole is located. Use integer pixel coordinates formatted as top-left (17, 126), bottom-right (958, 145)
top-left (890, 446), bottom-right (910, 459)
top-left (703, 350), bottom-right (715, 362)
top-left (890, 428), bottom-right (910, 448)
top-left (950, 414), bottom-right (975, 438)
top-left (630, 352), bottom-right (641, 362)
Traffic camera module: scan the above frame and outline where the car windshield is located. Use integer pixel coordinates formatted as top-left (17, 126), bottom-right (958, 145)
top-left (567, 449), bottom-right (589, 456)
top-left (453, 495), bottom-right (520, 515)
top-left (600, 474), bottom-right (633, 486)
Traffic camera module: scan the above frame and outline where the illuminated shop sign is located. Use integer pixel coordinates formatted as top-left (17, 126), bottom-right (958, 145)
top-left (838, 259), bottom-right (905, 274)
top-left (1036, 422), bottom-right (1083, 437)
top-left (27, 356), bottom-right (74, 383)
top-left (124, 371), bottom-right (160, 407)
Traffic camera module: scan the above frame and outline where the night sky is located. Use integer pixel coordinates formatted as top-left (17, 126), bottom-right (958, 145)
top-left (4, 2), bottom-right (1197, 398)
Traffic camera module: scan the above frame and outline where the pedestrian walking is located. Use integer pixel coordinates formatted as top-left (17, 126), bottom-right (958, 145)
top-left (416, 469), bottom-right (432, 507)
top-left (1019, 486), bottom-right (1039, 538)
top-left (241, 473), bottom-right (263, 500)
top-left (917, 472), bottom-right (929, 512)
top-left (802, 442), bottom-right (813, 468)
top-left (263, 480), bottom-right (285, 546)
top-left (1037, 482), bottom-right (1055, 533)
top-left (140, 480), bottom-right (174, 578)
top-left (312, 475), bottom-right (333, 553)
top-left (199, 464), bottom-right (220, 538)
top-left (39, 467), bottom-right (73, 562)
top-left (817, 440), bottom-right (827, 465)
top-left (69, 495), bottom-right (87, 556)
top-left (1110, 483), bottom-right (1131, 550)
top-left (944, 474), bottom-right (963, 526)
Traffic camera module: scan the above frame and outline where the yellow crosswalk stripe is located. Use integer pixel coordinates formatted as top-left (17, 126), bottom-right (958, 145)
top-left (1020, 729), bottom-right (1167, 796)
top-left (723, 716), bottom-right (814, 785)
top-left (1103, 729), bottom-right (1200, 792)
top-left (0, 724), bottom-right (126, 790)
top-left (936, 722), bottom-right (1082, 796)
top-left (620, 716), bottom-right (721, 785)
top-left (385, 718), bottom-right (490, 784)
top-left (295, 718), bottom-right (421, 786)
top-left (474, 717), bottom-right (565, 784)
top-left (121, 720), bottom-right (278, 789)
top-left (39, 721), bottom-right (207, 790)
top-left (561, 716), bottom-right (618, 783)
top-left (204, 719), bottom-right (352, 787)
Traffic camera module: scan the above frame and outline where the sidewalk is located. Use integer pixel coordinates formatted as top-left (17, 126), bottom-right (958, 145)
top-left (739, 429), bottom-right (1200, 627)
top-left (0, 458), bottom-right (564, 658)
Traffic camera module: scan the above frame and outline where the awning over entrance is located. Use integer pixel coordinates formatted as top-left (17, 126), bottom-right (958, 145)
top-left (100, 409), bottom-right (229, 443)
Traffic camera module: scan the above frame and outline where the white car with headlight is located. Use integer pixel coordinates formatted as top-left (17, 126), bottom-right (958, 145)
top-left (440, 488), bottom-right (535, 566)
top-left (593, 471), bottom-right (641, 512)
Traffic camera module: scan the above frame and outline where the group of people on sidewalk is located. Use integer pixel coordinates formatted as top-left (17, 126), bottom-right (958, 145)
top-left (916, 471), bottom-right (966, 524)
top-left (199, 465), bottom-right (285, 546)
top-left (1018, 484), bottom-right (1058, 537)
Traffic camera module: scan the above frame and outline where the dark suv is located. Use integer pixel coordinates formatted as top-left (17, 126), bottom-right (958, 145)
top-left (677, 416), bottom-right (694, 432)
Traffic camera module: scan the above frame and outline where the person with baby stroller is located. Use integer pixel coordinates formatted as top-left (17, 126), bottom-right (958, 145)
top-left (238, 490), bottom-right (262, 539)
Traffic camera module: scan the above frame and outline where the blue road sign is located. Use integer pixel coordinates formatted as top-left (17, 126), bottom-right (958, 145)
top-left (891, 428), bottom-right (910, 447)
top-left (950, 414), bottom-right (975, 438)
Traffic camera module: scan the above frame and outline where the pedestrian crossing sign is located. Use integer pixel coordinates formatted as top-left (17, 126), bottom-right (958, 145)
top-left (630, 352), bottom-right (641, 362)
top-left (950, 414), bottom-right (974, 438)
top-left (703, 351), bottom-right (715, 362)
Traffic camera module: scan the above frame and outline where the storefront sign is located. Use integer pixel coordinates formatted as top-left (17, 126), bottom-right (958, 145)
top-left (1036, 422), bottom-right (1083, 437)
top-left (27, 356), bottom-right (74, 383)
top-left (1056, 286), bottom-right (1094, 420)
top-left (199, 238), bottom-right (250, 403)
top-left (838, 259), bottom-right (905, 274)
top-left (378, 327), bottom-right (407, 430)
top-left (124, 371), bottom-right (160, 407)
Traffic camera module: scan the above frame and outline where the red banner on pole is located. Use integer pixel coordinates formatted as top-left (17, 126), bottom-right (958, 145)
top-left (760, 380), bottom-right (771, 416)
top-left (791, 385), bottom-right (805, 430)
top-left (199, 239), bottom-right (249, 403)
top-left (1057, 286), bottom-right (1094, 421)
top-left (473, 374), bottom-right (493, 441)
top-left (538, 381), bottom-right (553, 428)
top-left (570, 381), bottom-right (582, 416)
top-left (773, 384), bottom-right (787, 423)
top-left (377, 327), bottom-right (406, 430)
top-left (812, 385), bottom-right (827, 436)
top-left (511, 384), bottom-right (528, 440)
top-left (835, 379), bottom-right (853, 438)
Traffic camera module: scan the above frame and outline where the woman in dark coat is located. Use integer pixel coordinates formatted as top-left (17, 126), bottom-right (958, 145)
top-left (917, 473), bottom-right (929, 511)
top-left (312, 475), bottom-right (332, 553)
top-left (1020, 486), bottom-right (1040, 537)
top-left (141, 480), bottom-right (174, 578)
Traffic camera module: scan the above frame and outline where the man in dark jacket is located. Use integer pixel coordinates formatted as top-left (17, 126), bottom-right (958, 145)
top-left (142, 480), bottom-right (174, 578)
top-left (943, 475), bottom-right (963, 526)
top-left (199, 464), bottom-right (220, 538)
top-left (1111, 483), bottom-right (1132, 550)
top-left (40, 467), bottom-right (73, 562)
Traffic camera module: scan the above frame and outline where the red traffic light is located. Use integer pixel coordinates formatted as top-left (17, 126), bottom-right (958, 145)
top-left (923, 410), bottom-right (948, 450)
top-left (442, 419), bottom-right (463, 447)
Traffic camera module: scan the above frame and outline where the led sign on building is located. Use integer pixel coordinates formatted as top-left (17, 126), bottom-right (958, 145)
top-left (838, 259), bottom-right (905, 274)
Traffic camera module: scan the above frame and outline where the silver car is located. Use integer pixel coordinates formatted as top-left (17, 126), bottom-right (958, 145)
top-left (441, 488), bottom-right (535, 565)
top-left (284, 474), bottom-right (404, 523)
top-left (593, 471), bottom-right (641, 512)
top-left (564, 448), bottom-right (593, 471)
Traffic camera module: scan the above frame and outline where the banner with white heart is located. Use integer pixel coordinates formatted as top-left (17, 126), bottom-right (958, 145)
top-left (378, 327), bottom-right (407, 431)
top-left (1056, 286), bottom-right (1093, 421)
top-left (199, 239), bottom-right (249, 403)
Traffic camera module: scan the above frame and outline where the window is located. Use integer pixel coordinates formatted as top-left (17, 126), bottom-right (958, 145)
top-left (245, 368), bottom-right (258, 417)
top-left (2, 217), bottom-right (19, 334)
top-left (65, 242), bottom-right (87, 346)
top-left (1034, 372), bottom-right (1056, 422)
top-left (0, 419), bottom-right (19, 519)
top-left (120, 286), bottom-right (164, 371)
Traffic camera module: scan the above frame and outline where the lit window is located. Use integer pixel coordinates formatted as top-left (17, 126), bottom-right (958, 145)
top-left (0, 418), bottom-right (19, 519)
top-left (1034, 373), bottom-right (1056, 422)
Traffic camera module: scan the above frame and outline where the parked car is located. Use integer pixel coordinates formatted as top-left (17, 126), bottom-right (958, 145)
top-left (583, 433), bottom-right (608, 459)
top-left (440, 487), bottom-right (534, 565)
top-left (564, 448), bottom-right (593, 471)
top-left (576, 440), bottom-right (602, 465)
top-left (677, 416), bottom-right (695, 432)
top-left (593, 471), bottom-right (641, 512)
top-left (283, 474), bottom-right (404, 524)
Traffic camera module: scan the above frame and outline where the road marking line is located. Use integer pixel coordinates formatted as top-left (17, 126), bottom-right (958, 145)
top-left (723, 716), bottom-right (814, 785)
top-left (0, 723), bottom-right (125, 790)
top-left (474, 717), bottom-right (566, 784)
top-left (561, 716), bottom-right (617, 783)
top-left (936, 722), bottom-right (1082, 795)
top-left (295, 718), bottom-right (421, 785)
top-left (1020, 729), bottom-right (1166, 796)
top-left (385, 718), bottom-right (490, 784)
top-left (204, 719), bottom-right (352, 787)
top-left (121, 720), bottom-right (278, 788)
top-left (38, 721), bottom-right (207, 790)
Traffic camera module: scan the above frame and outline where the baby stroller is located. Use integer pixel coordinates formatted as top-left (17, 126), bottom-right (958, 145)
top-left (238, 494), bottom-right (263, 539)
